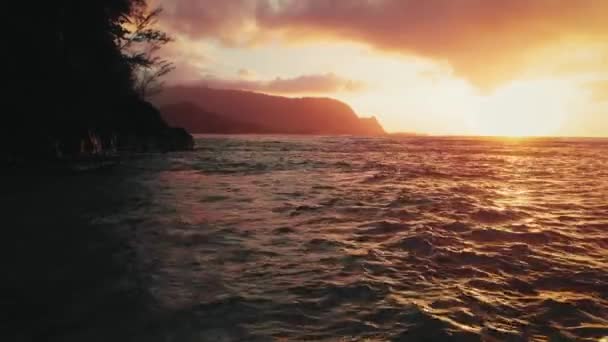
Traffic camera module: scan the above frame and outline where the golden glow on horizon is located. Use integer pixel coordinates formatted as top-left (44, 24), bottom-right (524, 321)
top-left (215, 40), bottom-right (607, 137)
top-left (339, 70), bottom-right (585, 137)
top-left (169, 32), bottom-right (608, 137)
top-left (467, 80), bottom-right (574, 137)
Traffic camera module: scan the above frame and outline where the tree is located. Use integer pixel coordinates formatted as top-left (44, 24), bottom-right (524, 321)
top-left (4, 0), bottom-right (184, 161)
top-left (116, 4), bottom-right (175, 99)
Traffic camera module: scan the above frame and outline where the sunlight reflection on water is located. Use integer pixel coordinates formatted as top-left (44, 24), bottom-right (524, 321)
top-left (122, 135), bottom-right (608, 341)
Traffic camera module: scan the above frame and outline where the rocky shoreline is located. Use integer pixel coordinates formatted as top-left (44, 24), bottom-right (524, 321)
top-left (2, 100), bottom-right (194, 169)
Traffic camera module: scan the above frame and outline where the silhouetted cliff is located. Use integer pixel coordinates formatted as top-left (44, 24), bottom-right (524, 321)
top-left (155, 87), bottom-right (386, 135)
top-left (3, 0), bottom-right (192, 165)
top-left (160, 103), bottom-right (268, 134)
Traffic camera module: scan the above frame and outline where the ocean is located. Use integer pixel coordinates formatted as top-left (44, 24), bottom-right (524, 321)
top-left (5, 135), bottom-right (608, 341)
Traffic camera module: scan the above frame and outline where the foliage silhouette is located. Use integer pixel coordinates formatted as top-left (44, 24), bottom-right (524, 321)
top-left (3, 0), bottom-right (191, 164)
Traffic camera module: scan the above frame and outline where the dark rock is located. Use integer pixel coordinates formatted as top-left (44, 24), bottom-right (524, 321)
top-left (161, 127), bottom-right (194, 151)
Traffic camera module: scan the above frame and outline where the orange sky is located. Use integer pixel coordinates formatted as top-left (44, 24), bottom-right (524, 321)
top-left (153, 0), bottom-right (608, 137)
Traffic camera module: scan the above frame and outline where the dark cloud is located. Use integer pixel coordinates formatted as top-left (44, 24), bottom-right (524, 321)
top-left (156, 0), bottom-right (608, 88)
top-left (196, 72), bottom-right (365, 94)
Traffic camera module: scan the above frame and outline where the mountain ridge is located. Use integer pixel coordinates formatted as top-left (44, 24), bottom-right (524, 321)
top-left (154, 86), bottom-right (386, 135)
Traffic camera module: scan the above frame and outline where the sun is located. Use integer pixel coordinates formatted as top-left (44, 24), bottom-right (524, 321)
top-left (469, 80), bottom-right (573, 137)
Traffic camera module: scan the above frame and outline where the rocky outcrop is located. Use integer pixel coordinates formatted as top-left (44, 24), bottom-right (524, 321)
top-left (113, 99), bottom-right (194, 152)
top-left (154, 86), bottom-right (386, 136)
top-left (162, 127), bottom-right (195, 151)
top-left (2, 99), bottom-right (194, 166)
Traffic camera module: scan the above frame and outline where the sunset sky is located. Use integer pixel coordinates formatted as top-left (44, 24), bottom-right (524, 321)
top-left (153, 0), bottom-right (608, 137)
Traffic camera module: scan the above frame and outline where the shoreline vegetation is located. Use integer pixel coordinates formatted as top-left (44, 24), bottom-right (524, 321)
top-left (2, 1), bottom-right (189, 340)
top-left (4, 1), bottom-right (193, 168)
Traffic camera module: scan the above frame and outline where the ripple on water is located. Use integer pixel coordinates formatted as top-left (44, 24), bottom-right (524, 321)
top-left (128, 135), bottom-right (608, 341)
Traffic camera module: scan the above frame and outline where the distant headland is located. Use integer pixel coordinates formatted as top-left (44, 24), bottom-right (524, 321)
top-left (154, 86), bottom-right (386, 136)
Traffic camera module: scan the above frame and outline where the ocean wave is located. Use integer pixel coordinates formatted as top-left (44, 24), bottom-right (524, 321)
top-left (122, 135), bottom-right (608, 340)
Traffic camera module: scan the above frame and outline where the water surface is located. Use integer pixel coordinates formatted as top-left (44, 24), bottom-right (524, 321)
top-left (8, 135), bottom-right (608, 341)
top-left (128, 135), bottom-right (608, 341)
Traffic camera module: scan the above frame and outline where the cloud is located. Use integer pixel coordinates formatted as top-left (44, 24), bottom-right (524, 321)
top-left (154, 0), bottom-right (260, 45)
top-left (237, 68), bottom-right (254, 78)
top-left (156, 0), bottom-right (608, 89)
top-left (195, 72), bottom-right (366, 94)
top-left (155, 36), bottom-right (213, 84)
top-left (585, 80), bottom-right (608, 102)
